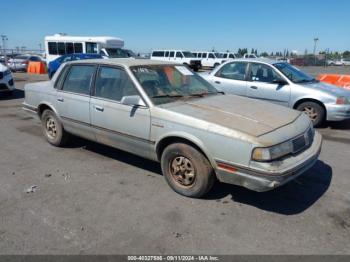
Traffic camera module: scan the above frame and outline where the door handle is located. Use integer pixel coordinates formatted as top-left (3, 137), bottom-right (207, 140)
top-left (57, 98), bottom-right (64, 102)
top-left (250, 86), bottom-right (258, 90)
top-left (215, 81), bottom-right (221, 84)
top-left (94, 105), bottom-right (104, 112)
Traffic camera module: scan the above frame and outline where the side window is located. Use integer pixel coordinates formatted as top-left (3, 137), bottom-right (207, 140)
top-left (250, 63), bottom-right (281, 83)
top-left (209, 53), bottom-right (215, 59)
top-left (86, 42), bottom-right (98, 53)
top-left (202, 53), bottom-right (207, 58)
top-left (216, 62), bottom-right (247, 81)
top-left (176, 52), bottom-right (183, 58)
top-left (74, 43), bottom-right (83, 53)
top-left (62, 65), bottom-right (95, 95)
top-left (152, 51), bottom-right (165, 57)
top-left (55, 65), bottom-right (69, 89)
top-left (48, 42), bottom-right (58, 55)
top-left (66, 42), bottom-right (74, 54)
top-left (94, 67), bottom-right (138, 101)
top-left (229, 54), bottom-right (235, 59)
top-left (57, 42), bottom-right (66, 55)
top-left (165, 51), bottom-right (169, 57)
top-left (169, 51), bottom-right (175, 58)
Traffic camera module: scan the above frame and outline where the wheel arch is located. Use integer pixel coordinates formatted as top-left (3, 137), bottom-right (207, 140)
top-left (37, 102), bottom-right (59, 119)
top-left (155, 134), bottom-right (216, 168)
top-left (293, 98), bottom-right (327, 118)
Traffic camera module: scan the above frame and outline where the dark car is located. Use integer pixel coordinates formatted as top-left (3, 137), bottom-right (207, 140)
top-left (48, 53), bottom-right (103, 79)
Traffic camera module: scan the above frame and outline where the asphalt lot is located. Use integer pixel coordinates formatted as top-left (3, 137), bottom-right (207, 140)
top-left (0, 69), bottom-right (349, 255)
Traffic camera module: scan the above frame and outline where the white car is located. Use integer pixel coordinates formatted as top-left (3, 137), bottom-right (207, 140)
top-left (341, 58), bottom-right (350, 66)
top-left (0, 63), bottom-right (15, 94)
top-left (151, 50), bottom-right (202, 71)
top-left (192, 51), bottom-right (226, 68)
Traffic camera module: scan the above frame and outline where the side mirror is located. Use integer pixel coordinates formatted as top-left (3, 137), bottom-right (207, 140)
top-left (273, 79), bottom-right (288, 85)
top-left (121, 95), bottom-right (146, 107)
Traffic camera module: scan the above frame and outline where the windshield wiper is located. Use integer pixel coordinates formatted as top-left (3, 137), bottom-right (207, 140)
top-left (296, 78), bottom-right (318, 83)
top-left (151, 94), bottom-right (184, 99)
top-left (188, 91), bottom-right (224, 97)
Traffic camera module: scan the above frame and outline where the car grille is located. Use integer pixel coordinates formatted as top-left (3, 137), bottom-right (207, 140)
top-left (292, 128), bottom-right (314, 153)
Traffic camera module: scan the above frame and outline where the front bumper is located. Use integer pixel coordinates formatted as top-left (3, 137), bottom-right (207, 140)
top-left (215, 131), bottom-right (322, 192)
top-left (0, 77), bottom-right (15, 92)
top-left (326, 104), bottom-right (350, 121)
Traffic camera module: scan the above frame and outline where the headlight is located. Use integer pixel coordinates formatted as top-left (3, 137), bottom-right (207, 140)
top-left (336, 97), bottom-right (350, 105)
top-left (252, 140), bottom-right (293, 161)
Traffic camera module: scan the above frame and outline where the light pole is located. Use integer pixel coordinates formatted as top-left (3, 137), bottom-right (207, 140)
top-left (1, 35), bottom-right (8, 65)
top-left (313, 37), bottom-right (319, 65)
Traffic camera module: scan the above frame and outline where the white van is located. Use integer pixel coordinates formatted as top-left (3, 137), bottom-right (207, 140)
top-left (192, 51), bottom-right (226, 68)
top-left (44, 34), bottom-right (126, 63)
top-left (150, 50), bottom-right (202, 71)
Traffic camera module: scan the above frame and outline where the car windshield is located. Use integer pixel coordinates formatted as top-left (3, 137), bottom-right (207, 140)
top-left (274, 62), bottom-right (317, 83)
top-left (131, 65), bottom-right (220, 105)
top-left (104, 48), bottom-right (129, 58)
top-left (182, 52), bottom-right (195, 58)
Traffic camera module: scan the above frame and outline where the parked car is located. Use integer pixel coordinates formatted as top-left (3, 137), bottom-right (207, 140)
top-left (8, 54), bottom-right (44, 72)
top-left (23, 59), bottom-right (322, 198)
top-left (201, 58), bottom-right (350, 126)
top-left (192, 51), bottom-right (225, 68)
top-left (340, 58), bottom-right (350, 66)
top-left (0, 63), bottom-right (15, 95)
top-left (216, 52), bottom-right (236, 59)
top-left (243, 53), bottom-right (258, 59)
top-left (327, 60), bottom-right (344, 66)
top-left (48, 53), bottom-right (103, 79)
top-left (151, 50), bottom-right (202, 71)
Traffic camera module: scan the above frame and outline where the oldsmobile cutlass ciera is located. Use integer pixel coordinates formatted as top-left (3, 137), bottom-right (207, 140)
top-left (23, 59), bottom-right (322, 198)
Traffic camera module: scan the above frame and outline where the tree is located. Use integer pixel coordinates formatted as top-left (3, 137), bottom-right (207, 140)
top-left (254, 49), bottom-right (258, 55)
top-left (251, 48), bottom-right (255, 54)
top-left (260, 52), bottom-right (269, 57)
top-left (270, 52), bottom-right (274, 56)
top-left (286, 50), bottom-right (289, 57)
top-left (343, 50), bottom-right (350, 58)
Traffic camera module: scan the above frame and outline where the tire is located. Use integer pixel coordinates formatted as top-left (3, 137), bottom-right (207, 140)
top-left (161, 143), bottom-right (216, 198)
top-left (41, 109), bottom-right (69, 146)
top-left (296, 101), bottom-right (325, 127)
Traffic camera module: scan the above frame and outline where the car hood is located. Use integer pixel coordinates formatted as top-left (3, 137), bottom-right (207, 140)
top-left (0, 63), bottom-right (8, 72)
top-left (160, 94), bottom-right (301, 137)
top-left (301, 81), bottom-right (350, 98)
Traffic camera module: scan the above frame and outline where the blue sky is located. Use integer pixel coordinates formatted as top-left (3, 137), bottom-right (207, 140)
top-left (2, 0), bottom-right (350, 54)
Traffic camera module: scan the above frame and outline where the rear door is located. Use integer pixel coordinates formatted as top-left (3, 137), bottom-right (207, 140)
top-left (246, 62), bottom-right (291, 106)
top-left (209, 61), bottom-right (248, 96)
top-left (55, 64), bottom-right (96, 140)
top-left (90, 66), bottom-right (152, 158)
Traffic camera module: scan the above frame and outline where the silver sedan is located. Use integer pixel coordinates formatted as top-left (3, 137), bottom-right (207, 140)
top-left (201, 58), bottom-right (350, 126)
top-left (23, 59), bottom-right (322, 198)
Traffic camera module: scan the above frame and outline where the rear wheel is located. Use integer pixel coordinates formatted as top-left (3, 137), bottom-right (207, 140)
top-left (297, 101), bottom-right (325, 127)
top-left (41, 109), bottom-right (69, 146)
top-left (161, 143), bottom-right (216, 198)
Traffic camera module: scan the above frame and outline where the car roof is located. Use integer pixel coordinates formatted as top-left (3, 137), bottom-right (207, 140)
top-left (230, 58), bottom-right (280, 65)
top-left (68, 58), bottom-right (180, 67)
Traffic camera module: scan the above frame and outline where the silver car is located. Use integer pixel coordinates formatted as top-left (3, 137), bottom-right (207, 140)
top-left (23, 59), bottom-right (322, 198)
top-left (202, 58), bottom-right (350, 126)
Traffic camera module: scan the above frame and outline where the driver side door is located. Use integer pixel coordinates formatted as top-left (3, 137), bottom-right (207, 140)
top-left (90, 66), bottom-right (152, 159)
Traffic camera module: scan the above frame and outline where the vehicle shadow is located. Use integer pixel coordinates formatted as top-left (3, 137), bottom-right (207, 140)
top-left (0, 89), bottom-right (24, 100)
top-left (65, 137), bottom-right (331, 215)
top-left (205, 160), bottom-right (332, 215)
top-left (323, 119), bottom-right (350, 130)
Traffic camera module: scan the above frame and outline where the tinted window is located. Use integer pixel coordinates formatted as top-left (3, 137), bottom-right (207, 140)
top-left (169, 51), bottom-right (175, 58)
top-left (202, 53), bottom-right (207, 58)
top-left (62, 65), bottom-right (95, 95)
top-left (86, 42), bottom-right (97, 53)
top-left (165, 51), bottom-right (169, 57)
top-left (58, 42), bottom-right (66, 55)
top-left (55, 65), bottom-right (69, 89)
top-left (216, 62), bottom-right (247, 81)
top-left (176, 52), bottom-right (183, 58)
top-left (66, 42), bottom-right (74, 54)
top-left (209, 53), bottom-right (215, 59)
top-left (229, 54), bottom-right (235, 58)
top-left (48, 42), bottom-right (58, 55)
top-left (152, 51), bottom-right (165, 57)
top-left (250, 63), bottom-right (281, 83)
top-left (74, 43), bottom-right (83, 53)
top-left (95, 67), bottom-right (138, 101)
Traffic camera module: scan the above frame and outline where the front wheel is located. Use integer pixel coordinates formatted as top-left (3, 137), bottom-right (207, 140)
top-left (161, 143), bottom-right (216, 198)
top-left (297, 101), bottom-right (325, 127)
top-left (41, 109), bottom-right (69, 146)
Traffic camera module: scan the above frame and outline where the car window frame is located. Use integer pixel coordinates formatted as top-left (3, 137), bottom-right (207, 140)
top-left (215, 61), bottom-right (249, 81)
top-left (247, 62), bottom-right (285, 84)
top-left (58, 63), bottom-right (97, 96)
top-left (91, 64), bottom-right (146, 106)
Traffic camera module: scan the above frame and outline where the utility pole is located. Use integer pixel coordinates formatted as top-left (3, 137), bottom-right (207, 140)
top-left (313, 37), bottom-right (319, 65)
top-left (1, 35), bottom-right (8, 65)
